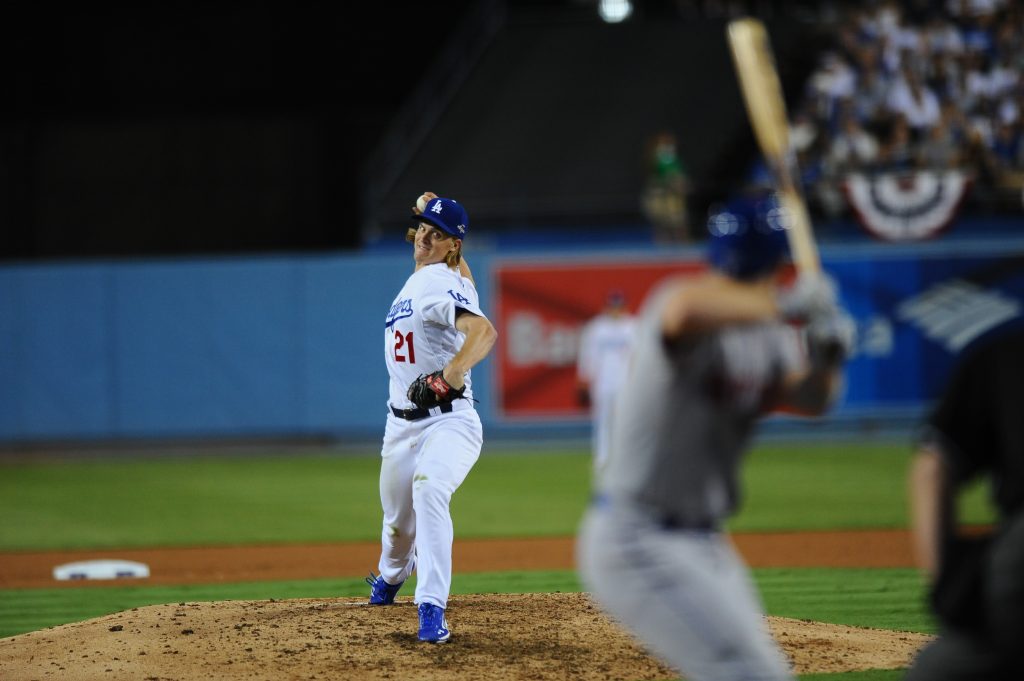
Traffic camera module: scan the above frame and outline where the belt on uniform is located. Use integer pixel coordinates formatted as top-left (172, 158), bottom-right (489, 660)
top-left (390, 403), bottom-right (453, 421)
top-left (590, 493), bottom-right (720, 532)
top-left (658, 515), bottom-right (720, 532)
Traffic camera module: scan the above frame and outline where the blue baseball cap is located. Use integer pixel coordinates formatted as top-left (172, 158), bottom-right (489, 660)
top-left (706, 193), bottom-right (791, 280)
top-left (411, 197), bottom-right (470, 239)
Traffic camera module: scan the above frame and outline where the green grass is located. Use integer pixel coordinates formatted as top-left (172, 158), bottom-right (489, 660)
top-left (756, 568), bottom-right (934, 633)
top-left (0, 571), bottom-right (586, 639)
top-left (0, 450), bottom-right (592, 550)
top-left (0, 444), bottom-right (995, 551)
top-left (0, 442), bottom-right (959, 679)
top-left (0, 567), bottom-right (931, 640)
top-left (0, 568), bottom-right (927, 680)
top-left (733, 443), bottom-right (994, 531)
top-left (0, 453), bottom-right (383, 550)
top-left (0, 576), bottom-right (374, 639)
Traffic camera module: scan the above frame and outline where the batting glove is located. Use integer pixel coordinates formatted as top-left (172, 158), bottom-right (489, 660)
top-left (776, 271), bottom-right (839, 323)
top-left (805, 308), bottom-right (857, 364)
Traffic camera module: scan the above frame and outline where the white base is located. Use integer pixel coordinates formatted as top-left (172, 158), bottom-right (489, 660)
top-left (52, 559), bottom-right (150, 581)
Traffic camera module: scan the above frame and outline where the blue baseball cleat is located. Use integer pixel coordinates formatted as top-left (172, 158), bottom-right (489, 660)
top-left (417, 603), bottom-right (451, 643)
top-left (365, 571), bottom-right (403, 605)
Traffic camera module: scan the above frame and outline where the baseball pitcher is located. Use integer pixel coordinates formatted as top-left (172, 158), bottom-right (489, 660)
top-left (367, 192), bottom-right (497, 644)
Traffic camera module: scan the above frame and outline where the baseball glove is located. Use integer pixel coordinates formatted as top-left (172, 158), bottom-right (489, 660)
top-left (407, 371), bottom-right (465, 409)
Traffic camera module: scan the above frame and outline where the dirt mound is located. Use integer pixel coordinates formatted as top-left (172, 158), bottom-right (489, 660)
top-left (0, 593), bottom-right (931, 680)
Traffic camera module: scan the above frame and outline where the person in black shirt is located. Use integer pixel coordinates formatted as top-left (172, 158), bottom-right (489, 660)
top-left (905, 323), bottom-right (1024, 680)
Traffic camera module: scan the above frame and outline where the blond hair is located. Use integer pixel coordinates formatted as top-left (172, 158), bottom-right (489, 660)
top-left (446, 240), bottom-right (462, 268)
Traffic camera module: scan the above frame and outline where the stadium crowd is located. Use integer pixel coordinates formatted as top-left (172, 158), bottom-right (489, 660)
top-left (786, 0), bottom-right (1024, 219)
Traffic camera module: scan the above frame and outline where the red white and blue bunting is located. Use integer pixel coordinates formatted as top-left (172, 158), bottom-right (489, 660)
top-left (843, 171), bottom-right (971, 241)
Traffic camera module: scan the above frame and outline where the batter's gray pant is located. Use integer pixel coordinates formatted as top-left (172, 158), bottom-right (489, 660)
top-left (577, 502), bottom-right (793, 681)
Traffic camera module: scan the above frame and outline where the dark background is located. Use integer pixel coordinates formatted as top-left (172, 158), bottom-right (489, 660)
top-left (0, 1), bottom-right (829, 261)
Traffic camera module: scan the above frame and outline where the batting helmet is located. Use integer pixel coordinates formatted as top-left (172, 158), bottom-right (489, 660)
top-left (706, 193), bottom-right (790, 280)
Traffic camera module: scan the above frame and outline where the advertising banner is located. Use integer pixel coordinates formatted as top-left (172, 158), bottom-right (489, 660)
top-left (494, 248), bottom-right (1024, 422)
top-left (494, 258), bottom-right (706, 419)
top-left (830, 250), bottom-right (1024, 416)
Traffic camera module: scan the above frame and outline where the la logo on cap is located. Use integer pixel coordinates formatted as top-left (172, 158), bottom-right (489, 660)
top-left (431, 201), bottom-right (443, 214)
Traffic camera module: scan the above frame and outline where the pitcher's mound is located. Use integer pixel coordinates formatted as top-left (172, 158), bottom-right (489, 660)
top-left (0, 592), bottom-right (931, 680)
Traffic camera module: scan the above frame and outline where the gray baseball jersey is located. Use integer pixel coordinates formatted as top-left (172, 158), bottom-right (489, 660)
top-left (597, 277), bottom-right (805, 525)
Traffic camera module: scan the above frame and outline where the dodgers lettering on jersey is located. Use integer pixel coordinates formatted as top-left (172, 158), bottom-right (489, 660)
top-left (386, 299), bottom-right (413, 329)
top-left (384, 263), bottom-right (487, 411)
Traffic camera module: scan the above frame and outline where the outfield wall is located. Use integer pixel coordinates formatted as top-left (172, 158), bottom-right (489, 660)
top-left (2, 237), bottom-right (1022, 445)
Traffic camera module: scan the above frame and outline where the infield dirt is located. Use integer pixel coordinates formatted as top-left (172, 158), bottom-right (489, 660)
top-left (1, 593), bottom-right (931, 680)
top-left (0, 531), bottom-right (932, 679)
top-left (0, 529), bottom-right (918, 589)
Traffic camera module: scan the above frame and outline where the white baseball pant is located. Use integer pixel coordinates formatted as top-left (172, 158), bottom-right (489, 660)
top-left (590, 392), bottom-right (616, 472)
top-left (377, 405), bottom-right (482, 609)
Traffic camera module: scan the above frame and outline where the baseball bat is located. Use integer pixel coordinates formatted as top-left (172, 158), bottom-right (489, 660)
top-left (726, 17), bottom-right (821, 274)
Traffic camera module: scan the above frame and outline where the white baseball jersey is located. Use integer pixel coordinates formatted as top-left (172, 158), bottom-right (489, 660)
top-left (384, 263), bottom-right (484, 409)
top-left (577, 312), bottom-right (636, 470)
top-left (376, 261), bottom-right (488, 611)
top-left (577, 313), bottom-right (637, 403)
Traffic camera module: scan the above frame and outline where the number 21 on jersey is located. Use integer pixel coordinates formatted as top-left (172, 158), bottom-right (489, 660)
top-left (394, 329), bottom-right (416, 363)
